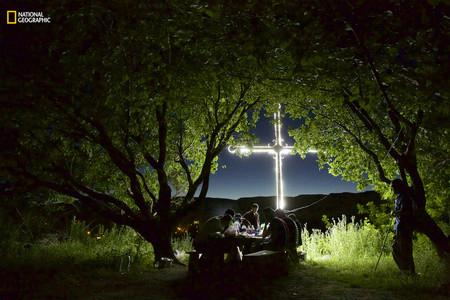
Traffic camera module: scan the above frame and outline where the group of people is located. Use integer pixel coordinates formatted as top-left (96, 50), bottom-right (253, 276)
top-left (193, 204), bottom-right (260, 252)
top-left (193, 203), bottom-right (301, 264)
top-left (191, 179), bottom-right (449, 276)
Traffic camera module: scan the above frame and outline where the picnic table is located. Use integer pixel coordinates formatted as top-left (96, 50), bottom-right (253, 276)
top-left (230, 233), bottom-right (263, 253)
top-left (188, 233), bottom-right (289, 276)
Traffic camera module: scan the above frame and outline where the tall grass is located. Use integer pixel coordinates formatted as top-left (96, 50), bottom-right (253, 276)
top-left (172, 233), bottom-right (194, 263)
top-left (2, 217), bottom-right (196, 271)
top-left (302, 215), bottom-right (385, 259)
top-left (2, 218), bottom-right (155, 270)
top-left (301, 215), bottom-right (449, 291)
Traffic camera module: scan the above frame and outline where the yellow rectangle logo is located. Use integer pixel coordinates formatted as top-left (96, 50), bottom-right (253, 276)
top-left (7, 10), bottom-right (17, 24)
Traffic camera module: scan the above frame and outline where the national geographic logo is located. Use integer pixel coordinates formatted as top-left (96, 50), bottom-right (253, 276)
top-left (6, 10), bottom-right (51, 24)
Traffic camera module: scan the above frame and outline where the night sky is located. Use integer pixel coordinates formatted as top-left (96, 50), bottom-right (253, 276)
top-left (207, 111), bottom-right (360, 199)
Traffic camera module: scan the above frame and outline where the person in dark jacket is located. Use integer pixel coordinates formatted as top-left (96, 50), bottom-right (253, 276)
top-left (194, 214), bottom-right (233, 250)
top-left (391, 179), bottom-right (415, 274)
top-left (288, 213), bottom-right (302, 246)
top-left (260, 207), bottom-right (289, 251)
top-left (275, 209), bottom-right (300, 263)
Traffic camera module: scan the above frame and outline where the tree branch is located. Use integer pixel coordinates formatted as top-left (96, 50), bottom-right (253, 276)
top-left (344, 96), bottom-right (401, 161)
top-left (336, 121), bottom-right (391, 184)
top-left (156, 102), bottom-right (168, 167)
top-left (86, 119), bottom-right (150, 216)
top-left (176, 127), bottom-right (194, 188)
top-left (12, 166), bottom-right (133, 225)
top-left (136, 170), bottom-right (157, 203)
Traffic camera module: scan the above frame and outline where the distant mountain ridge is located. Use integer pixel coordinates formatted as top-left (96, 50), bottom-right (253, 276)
top-left (180, 191), bottom-right (381, 230)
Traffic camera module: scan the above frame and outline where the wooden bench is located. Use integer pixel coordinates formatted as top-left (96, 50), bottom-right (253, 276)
top-left (187, 249), bottom-right (235, 275)
top-left (188, 248), bottom-right (291, 278)
top-left (243, 250), bottom-right (289, 276)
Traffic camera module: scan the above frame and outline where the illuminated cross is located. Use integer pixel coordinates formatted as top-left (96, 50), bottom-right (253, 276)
top-left (228, 104), bottom-right (316, 209)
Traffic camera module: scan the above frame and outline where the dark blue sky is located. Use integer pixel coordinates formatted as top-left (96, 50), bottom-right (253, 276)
top-left (207, 111), bottom-right (360, 199)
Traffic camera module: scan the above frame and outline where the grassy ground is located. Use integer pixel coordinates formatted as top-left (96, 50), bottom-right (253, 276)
top-left (1, 259), bottom-right (448, 299)
top-left (300, 216), bottom-right (449, 293)
top-left (0, 217), bottom-right (448, 299)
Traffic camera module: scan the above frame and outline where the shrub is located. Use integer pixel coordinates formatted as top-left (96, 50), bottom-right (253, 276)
top-left (172, 233), bottom-right (194, 263)
top-left (300, 215), bottom-right (449, 290)
top-left (2, 218), bottom-right (155, 271)
top-left (302, 215), bottom-right (386, 260)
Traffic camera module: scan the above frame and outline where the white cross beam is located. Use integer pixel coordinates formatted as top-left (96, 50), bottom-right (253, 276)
top-left (228, 104), bottom-right (316, 209)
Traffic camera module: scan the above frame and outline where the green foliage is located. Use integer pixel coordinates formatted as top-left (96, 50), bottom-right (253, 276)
top-left (172, 234), bottom-right (194, 264)
top-left (321, 215), bottom-right (332, 229)
top-left (303, 215), bottom-right (385, 259)
top-left (275, 1), bottom-right (450, 221)
top-left (2, 219), bottom-right (154, 270)
top-left (0, 0), bottom-right (266, 254)
top-left (301, 215), bottom-right (449, 290)
top-left (357, 201), bottom-right (393, 228)
top-left (1, 215), bottom-right (196, 270)
top-left (0, 192), bottom-right (69, 249)
top-left (1, 0), bottom-right (448, 259)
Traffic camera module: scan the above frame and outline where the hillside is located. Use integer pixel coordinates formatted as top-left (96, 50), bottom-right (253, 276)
top-left (180, 191), bottom-right (381, 230)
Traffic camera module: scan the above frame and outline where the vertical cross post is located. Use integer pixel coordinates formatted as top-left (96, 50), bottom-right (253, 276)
top-left (228, 105), bottom-right (294, 209)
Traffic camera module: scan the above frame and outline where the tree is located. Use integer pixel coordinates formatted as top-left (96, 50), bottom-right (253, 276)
top-left (0, 1), bottom-right (263, 263)
top-left (277, 1), bottom-right (450, 254)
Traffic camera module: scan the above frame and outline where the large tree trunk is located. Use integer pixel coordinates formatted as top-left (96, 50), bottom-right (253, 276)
top-left (153, 218), bottom-right (176, 262)
top-left (403, 161), bottom-right (450, 256)
top-left (403, 159), bottom-right (426, 210)
top-left (133, 218), bottom-right (179, 267)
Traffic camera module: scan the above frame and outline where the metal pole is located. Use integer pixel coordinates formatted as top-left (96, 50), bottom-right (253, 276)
top-left (374, 219), bottom-right (393, 271)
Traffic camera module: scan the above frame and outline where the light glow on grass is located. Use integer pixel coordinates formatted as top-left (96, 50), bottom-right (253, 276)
top-left (300, 215), bottom-right (449, 291)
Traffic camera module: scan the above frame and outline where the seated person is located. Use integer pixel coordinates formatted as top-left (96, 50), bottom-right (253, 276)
top-left (230, 213), bottom-right (254, 234)
top-left (282, 212), bottom-right (300, 263)
top-left (193, 214), bottom-right (241, 264)
top-left (224, 208), bottom-right (235, 218)
top-left (242, 203), bottom-right (260, 232)
top-left (224, 213), bottom-right (241, 236)
top-left (288, 213), bottom-right (302, 246)
top-left (240, 218), bottom-right (255, 233)
top-left (194, 214), bottom-right (233, 249)
top-left (274, 210), bottom-right (300, 245)
top-left (260, 207), bottom-right (289, 251)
